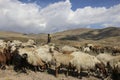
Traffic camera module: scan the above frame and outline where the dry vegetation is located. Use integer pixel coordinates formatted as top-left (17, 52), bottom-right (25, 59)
top-left (0, 67), bottom-right (101, 80)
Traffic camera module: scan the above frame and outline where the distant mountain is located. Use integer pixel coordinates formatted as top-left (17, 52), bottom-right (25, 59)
top-left (52, 28), bottom-right (92, 40)
top-left (59, 27), bottom-right (120, 41)
top-left (0, 27), bottom-right (120, 42)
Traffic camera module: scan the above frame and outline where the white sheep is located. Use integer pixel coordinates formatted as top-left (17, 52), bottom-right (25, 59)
top-left (21, 39), bottom-right (36, 48)
top-left (0, 44), bottom-right (7, 53)
top-left (12, 40), bottom-right (22, 47)
top-left (35, 45), bottom-right (53, 65)
top-left (50, 53), bottom-right (74, 77)
top-left (61, 45), bottom-right (79, 54)
top-left (0, 40), bottom-right (7, 49)
top-left (18, 47), bottom-right (45, 71)
top-left (107, 55), bottom-right (120, 73)
top-left (96, 53), bottom-right (114, 67)
top-left (87, 43), bottom-right (94, 48)
top-left (70, 51), bottom-right (107, 78)
top-left (83, 46), bottom-right (91, 53)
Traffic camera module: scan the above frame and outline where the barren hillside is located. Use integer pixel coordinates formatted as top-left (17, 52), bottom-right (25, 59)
top-left (59, 27), bottom-right (120, 41)
top-left (0, 27), bottom-right (120, 46)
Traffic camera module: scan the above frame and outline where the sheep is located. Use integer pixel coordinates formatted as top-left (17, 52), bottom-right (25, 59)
top-left (70, 51), bottom-right (107, 79)
top-left (107, 55), bottom-right (120, 80)
top-left (11, 44), bottom-right (51, 72)
top-left (61, 45), bottom-right (79, 54)
top-left (83, 46), bottom-right (91, 53)
top-left (12, 40), bottom-right (22, 47)
top-left (34, 44), bottom-right (60, 69)
top-left (0, 46), bottom-right (5, 53)
top-left (27, 39), bottom-right (36, 46)
top-left (0, 51), bottom-right (6, 69)
top-left (107, 55), bottom-right (120, 72)
top-left (0, 43), bottom-right (12, 69)
top-left (0, 42), bottom-right (14, 66)
top-left (114, 62), bottom-right (120, 73)
top-left (86, 43), bottom-right (94, 48)
top-left (12, 49), bottom-right (28, 72)
top-left (21, 39), bottom-right (36, 48)
top-left (11, 46), bottom-right (45, 72)
top-left (90, 45), bottom-right (105, 54)
top-left (50, 53), bottom-right (74, 77)
top-left (111, 46), bottom-right (120, 56)
top-left (82, 43), bottom-right (95, 53)
top-left (96, 53), bottom-right (120, 78)
top-left (0, 40), bottom-right (5, 47)
top-left (35, 45), bottom-right (53, 67)
top-left (104, 46), bottom-right (113, 53)
top-left (0, 40), bottom-right (7, 49)
top-left (96, 53), bottom-right (114, 67)
top-left (97, 53), bottom-right (120, 67)
top-left (18, 47), bottom-right (45, 72)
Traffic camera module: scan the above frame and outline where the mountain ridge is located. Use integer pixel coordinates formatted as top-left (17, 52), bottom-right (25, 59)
top-left (0, 27), bottom-right (119, 42)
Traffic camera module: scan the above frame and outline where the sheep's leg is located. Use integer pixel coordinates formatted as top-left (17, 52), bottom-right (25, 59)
top-left (23, 67), bottom-right (27, 73)
top-left (95, 50), bottom-right (98, 54)
top-left (34, 66), bottom-right (37, 72)
top-left (77, 70), bottom-right (82, 79)
top-left (48, 63), bottom-right (51, 68)
top-left (71, 68), bottom-right (76, 76)
top-left (37, 66), bottom-right (40, 71)
top-left (1, 63), bottom-right (6, 70)
top-left (1, 65), bottom-right (6, 70)
top-left (66, 67), bottom-right (69, 77)
top-left (87, 69), bottom-right (91, 77)
top-left (55, 67), bottom-right (59, 77)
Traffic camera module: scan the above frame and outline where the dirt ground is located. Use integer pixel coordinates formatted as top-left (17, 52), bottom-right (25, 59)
top-left (0, 66), bottom-right (112, 80)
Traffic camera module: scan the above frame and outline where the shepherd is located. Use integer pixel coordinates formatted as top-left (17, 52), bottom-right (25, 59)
top-left (47, 34), bottom-right (51, 44)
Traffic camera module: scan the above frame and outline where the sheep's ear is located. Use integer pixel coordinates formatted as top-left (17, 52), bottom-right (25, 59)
top-left (49, 48), bottom-right (53, 53)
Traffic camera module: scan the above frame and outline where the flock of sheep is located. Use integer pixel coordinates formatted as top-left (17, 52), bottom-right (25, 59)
top-left (0, 39), bottom-right (120, 80)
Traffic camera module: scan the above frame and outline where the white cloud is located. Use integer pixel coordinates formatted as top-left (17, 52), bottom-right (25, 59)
top-left (0, 0), bottom-right (120, 33)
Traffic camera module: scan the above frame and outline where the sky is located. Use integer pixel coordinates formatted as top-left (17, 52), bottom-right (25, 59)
top-left (0, 0), bottom-right (120, 33)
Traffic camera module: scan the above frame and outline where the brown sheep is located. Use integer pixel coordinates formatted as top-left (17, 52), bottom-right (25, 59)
top-left (91, 45), bottom-right (104, 54)
top-left (111, 46), bottom-right (120, 56)
top-left (0, 51), bottom-right (6, 69)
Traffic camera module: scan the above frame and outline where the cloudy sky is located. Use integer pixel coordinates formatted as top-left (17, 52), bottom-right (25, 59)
top-left (0, 0), bottom-right (120, 33)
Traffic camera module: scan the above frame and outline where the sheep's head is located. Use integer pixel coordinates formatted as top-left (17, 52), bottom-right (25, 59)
top-left (10, 45), bottom-right (16, 53)
top-left (49, 46), bottom-right (55, 53)
top-left (22, 53), bottom-right (28, 59)
top-left (10, 44), bottom-right (20, 54)
top-left (27, 39), bottom-right (36, 45)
